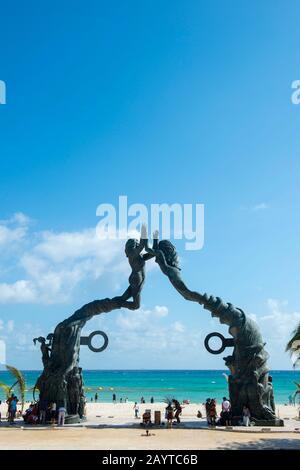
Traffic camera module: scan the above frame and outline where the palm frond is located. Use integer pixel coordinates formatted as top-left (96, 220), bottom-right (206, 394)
top-left (0, 381), bottom-right (11, 399)
top-left (286, 323), bottom-right (300, 352)
top-left (5, 364), bottom-right (26, 411)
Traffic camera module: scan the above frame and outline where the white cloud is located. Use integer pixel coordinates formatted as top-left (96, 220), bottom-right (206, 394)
top-left (254, 299), bottom-right (300, 368)
top-left (0, 214), bottom-right (157, 304)
top-left (0, 280), bottom-right (37, 303)
top-left (252, 203), bottom-right (269, 211)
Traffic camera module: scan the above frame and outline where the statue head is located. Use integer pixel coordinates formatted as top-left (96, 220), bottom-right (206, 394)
top-left (158, 240), bottom-right (180, 269)
top-left (125, 238), bottom-right (138, 257)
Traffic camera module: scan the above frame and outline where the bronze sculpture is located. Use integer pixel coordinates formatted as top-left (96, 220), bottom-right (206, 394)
top-left (34, 228), bottom-right (283, 425)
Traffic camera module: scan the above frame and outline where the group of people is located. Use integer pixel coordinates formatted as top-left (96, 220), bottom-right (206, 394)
top-left (23, 401), bottom-right (67, 426)
top-left (205, 397), bottom-right (251, 427)
top-left (165, 400), bottom-right (183, 426)
top-left (113, 394), bottom-right (154, 405)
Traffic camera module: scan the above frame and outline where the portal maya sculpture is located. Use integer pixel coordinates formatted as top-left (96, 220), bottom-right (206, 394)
top-left (34, 225), bottom-right (283, 426)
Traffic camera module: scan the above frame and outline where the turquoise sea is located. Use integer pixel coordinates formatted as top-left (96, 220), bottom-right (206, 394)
top-left (0, 370), bottom-right (299, 404)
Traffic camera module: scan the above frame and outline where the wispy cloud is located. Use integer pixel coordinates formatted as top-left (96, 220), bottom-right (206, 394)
top-left (252, 203), bottom-right (270, 211)
top-left (0, 213), bottom-right (153, 304)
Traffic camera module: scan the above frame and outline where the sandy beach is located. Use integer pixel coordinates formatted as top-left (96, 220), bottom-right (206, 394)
top-left (0, 402), bottom-right (299, 450)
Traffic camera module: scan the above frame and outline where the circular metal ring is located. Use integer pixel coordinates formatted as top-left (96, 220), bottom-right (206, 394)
top-left (204, 332), bottom-right (226, 355)
top-left (87, 330), bottom-right (109, 353)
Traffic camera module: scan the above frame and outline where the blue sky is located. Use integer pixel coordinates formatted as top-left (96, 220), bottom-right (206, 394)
top-left (0, 0), bottom-right (300, 370)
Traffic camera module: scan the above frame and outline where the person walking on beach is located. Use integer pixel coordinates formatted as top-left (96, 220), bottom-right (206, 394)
top-left (112, 393), bottom-right (116, 404)
top-left (209, 399), bottom-right (217, 426)
top-left (242, 405), bottom-right (251, 426)
top-left (94, 393), bottom-right (98, 402)
top-left (133, 402), bottom-right (139, 418)
top-left (205, 399), bottom-right (211, 425)
top-left (57, 404), bottom-right (66, 426)
top-left (150, 397), bottom-right (154, 404)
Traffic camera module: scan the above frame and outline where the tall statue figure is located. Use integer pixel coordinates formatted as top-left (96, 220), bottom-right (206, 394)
top-left (200, 294), bottom-right (281, 425)
top-left (34, 227), bottom-right (151, 423)
top-left (146, 230), bottom-right (282, 425)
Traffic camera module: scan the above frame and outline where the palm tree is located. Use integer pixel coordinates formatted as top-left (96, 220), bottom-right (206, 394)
top-left (293, 381), bottom-right (300, 405)
top-left (5, 365), bottom-right (26, 411)
top-left (286, 322), bottom-right (300, 368)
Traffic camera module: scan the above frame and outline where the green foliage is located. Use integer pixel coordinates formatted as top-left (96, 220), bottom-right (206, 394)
top-left (0, 381), bottom-right (10, 399)
top-left (5, 364), bottom-right (26, 411)
top-left (286, 322), bottom-right (300, 352)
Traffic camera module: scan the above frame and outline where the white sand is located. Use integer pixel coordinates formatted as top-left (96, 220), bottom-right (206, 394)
top-left (0, 402), bottom-right (299, 449)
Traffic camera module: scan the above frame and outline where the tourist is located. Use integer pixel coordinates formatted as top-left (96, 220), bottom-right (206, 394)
top-left (112, 393), bottom-right (116, 403)
top-left (120, 398), bottom-right (123, 403)
top-left (57, 404), bottom-right (66, 426)
top-left (221, 397), bottom-right (232, 426)
top-left (125, 397), bottom-right (128, 403)
top-left (209, 399), bottom-right (217, 426)
top-left (140, 396), bottom-right (145, 404)
top-left (49, 402), bottom-right (57, 425)
top-left (39, 399), bottom-right (47, 424)
top-left (9, 396), bottom-right (18, 424)
top-left (205, 398), bottom-right (211, 425)
top-left (172, 399), bottom-right (182, 424)
top-left (133, 402), bottom-right (139, 418)
top-left (165, 403), bottom-right (174, 428)
top-left (242, 405), bottom-right (251, 426)
top-left (150, 397), bottom-right (154, 404)
top-left (94, 393), bottom-right (98, 402)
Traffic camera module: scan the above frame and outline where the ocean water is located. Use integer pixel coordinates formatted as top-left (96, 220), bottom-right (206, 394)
top-left (0, 370), bottom-right (299, 404)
